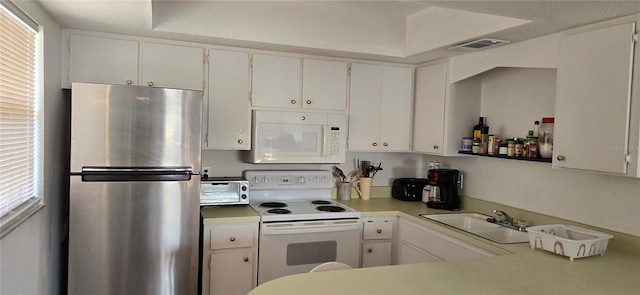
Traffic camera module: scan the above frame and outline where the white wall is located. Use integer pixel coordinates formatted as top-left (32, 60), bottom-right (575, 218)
top-left (0, 1), bottom-right (65, 294)
top-left (424, 155), bottom-right (640, 237)
top-left (203, 151), bottom-right (422, 187)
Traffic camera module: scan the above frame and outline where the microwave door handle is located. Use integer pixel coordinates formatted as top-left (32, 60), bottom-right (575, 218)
top-left (321, 125), bottom-right (327, 157)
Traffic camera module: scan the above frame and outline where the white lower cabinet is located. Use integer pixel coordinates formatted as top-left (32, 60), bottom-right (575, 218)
top-left (202, 222), bottom-right (258, 295)
top-left (397, 218), bottom-right (494, 264)
top-left (361, 216), bottom-right (396, 267)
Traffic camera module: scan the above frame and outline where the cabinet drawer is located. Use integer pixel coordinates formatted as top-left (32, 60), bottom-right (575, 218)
top-left (363, 221), bottom-right (393, 240)
top-left (210, 227), bottom-right (254, 249)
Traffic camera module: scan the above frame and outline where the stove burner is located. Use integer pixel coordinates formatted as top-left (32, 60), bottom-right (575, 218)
top-left (311, 200), bottom-right (332, 205)
top-left (316, 205), bottom-right (346, 212)
top-left (260, 202), bottom-right (287, 208)
top-left (267, 208), bottom-right (291, 214)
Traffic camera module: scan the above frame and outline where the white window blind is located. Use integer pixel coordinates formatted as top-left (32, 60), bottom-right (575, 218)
top-left (0, 1), bottom-right (42, 237)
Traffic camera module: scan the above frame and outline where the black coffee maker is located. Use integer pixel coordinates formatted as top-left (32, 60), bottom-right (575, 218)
top-left (425, 169), bottom-right (460, 210)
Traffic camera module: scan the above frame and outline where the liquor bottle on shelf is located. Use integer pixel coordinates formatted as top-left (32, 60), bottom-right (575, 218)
top-left (472, 117), bottom-right (489, 154)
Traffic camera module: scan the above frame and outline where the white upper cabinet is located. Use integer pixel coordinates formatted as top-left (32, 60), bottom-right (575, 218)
top-left (413, 61), bottom-right (481, 156)
top-left (349, 63), bottom-right (382, 150)
top-left (251, 54), bottom-right (348, 110)
top-left (380, 66), bottom-right (413, 151)
top-left (65, 33), bottom-right (205, 90)
top-left (302, 59), bottom-right (348, 110)
top-left (68, 34), bottom-right (139, 86)
top-left (348, 63), bottom-right (413, 151)
top-left (251, 54), bottom-right (302, 109)
top-left (413, 62), bottom-right (447, 154)
top-left (553, 22), bottom-right (637, 175)
top-left (141, 42), bottom-right (204, 90)
top-left (205, 49), bottom-right (251, 150)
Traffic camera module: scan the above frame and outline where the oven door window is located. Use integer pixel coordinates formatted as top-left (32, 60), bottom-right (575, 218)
top-left (287, 241), bottom-right (337, 265)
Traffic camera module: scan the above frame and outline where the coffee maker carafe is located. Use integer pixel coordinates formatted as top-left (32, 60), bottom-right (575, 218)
top-left (425, 169), bottom-right (460, 210)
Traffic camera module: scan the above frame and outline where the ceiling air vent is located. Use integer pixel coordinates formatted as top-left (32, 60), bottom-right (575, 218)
top-left (448, 38), bottom-right (510, 51)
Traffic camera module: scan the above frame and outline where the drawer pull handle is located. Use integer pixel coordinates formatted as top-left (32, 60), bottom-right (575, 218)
top-left (372, 142), bottom-right (378, 147)
top-left (147, 81), bottom-right (154, 87)
top-left (433, 145), bottom-right (439, 150)
top-left (306, 100), bottom-right (312, 104)
top-left (237, 139), bottom-right (243, 144)
top-left (383, 142), bottom-right (388, 147)
top-left (376, 229), bottom-right (382, 234)
top-left (243, 257), bottom-right (249, 262)
top-left (125, 80), bottom-right (133, 85)
top-left (367, 248), bottom-right (373, 253)
top-left (229, 237), bottom-right (236, 242)
top-left (557, 155), bottom-right (566, 161)
top-left (291, 99), bottom-right (297, 105)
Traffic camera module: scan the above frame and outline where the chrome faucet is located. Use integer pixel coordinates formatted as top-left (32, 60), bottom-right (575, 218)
top-left (492, 209), bottom-right (514, 225)
top-left (491, 209), bottom-right (527, 231)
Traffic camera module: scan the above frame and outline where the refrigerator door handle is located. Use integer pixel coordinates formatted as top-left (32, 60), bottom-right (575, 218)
top-left (81, 167), bottom-right (194, 182)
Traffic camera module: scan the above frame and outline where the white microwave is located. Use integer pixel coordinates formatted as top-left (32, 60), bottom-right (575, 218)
top-left (244, 110), bottom-right (346, 164)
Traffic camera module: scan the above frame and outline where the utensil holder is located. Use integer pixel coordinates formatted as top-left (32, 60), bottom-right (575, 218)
top-left (337, 182), bottom-right (352, 200)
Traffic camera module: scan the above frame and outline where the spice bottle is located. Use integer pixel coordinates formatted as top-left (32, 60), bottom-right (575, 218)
top-left (514, 138), bottom-right (524, 157)
top-left (525, 130), bottom-right (538, 158)
top-left (507, 139), bottom-right (516, 157)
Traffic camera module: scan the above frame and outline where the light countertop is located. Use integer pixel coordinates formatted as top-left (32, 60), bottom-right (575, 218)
top-left (201, 198), bottom-right (640, 295)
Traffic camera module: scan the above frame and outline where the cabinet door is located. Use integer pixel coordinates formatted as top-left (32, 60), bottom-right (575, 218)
top-left (141, 42), bottom-right (204, 90)
top-left (398, 241), bottom-right (441, 264)
top-left (362, 241), bottom-right (392, 267)
top-left (302, 59), bottom-right (348, 110)
top-left (209, 251), bottom-right (254, 295)
top-left (69, 35), bottom-right (138, 86)
top-left (398, 219), bottom-right (493, 263)
top-left (348, 63), bottom-right (382, 150)
top-left (380, 66), bottom-right (413, 151)
top-left (413, 63), bottom-right (447, 154)
top-left (206, 50), bottom-right (251, 150)
top-left (251, 54), bottom-right (301, 108)
top-left (553, 22), bottom-right (636, 174)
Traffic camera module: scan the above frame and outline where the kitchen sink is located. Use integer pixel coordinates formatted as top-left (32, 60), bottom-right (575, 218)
top-left (420, 213), bottom-right (530, 244)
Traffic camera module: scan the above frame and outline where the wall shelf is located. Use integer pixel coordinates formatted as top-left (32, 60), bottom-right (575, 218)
top-left (458, 151), bottom-right (552, 163)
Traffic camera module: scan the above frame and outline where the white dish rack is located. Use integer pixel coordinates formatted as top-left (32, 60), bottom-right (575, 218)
top-left (527, 224), bottom-right (613, 261)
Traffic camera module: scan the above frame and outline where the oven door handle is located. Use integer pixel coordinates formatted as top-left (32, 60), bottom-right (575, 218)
top-left (261, 220), bottom-right (360, 235)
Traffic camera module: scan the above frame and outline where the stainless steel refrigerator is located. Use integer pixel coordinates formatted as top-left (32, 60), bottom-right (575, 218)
top-left (68, 83), bottom-right (202, 294)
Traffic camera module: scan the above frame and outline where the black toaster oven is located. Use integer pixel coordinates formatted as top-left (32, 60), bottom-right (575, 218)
top-left (391, 178), bottom-right (429, 201)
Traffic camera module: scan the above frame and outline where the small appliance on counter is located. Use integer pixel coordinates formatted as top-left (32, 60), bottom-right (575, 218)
top-left (200, 177), bottom-right (250, 206)
top-left (425, 169), bottom-right (461, 210)
top-left (392, 178), bottom-right (429, 201)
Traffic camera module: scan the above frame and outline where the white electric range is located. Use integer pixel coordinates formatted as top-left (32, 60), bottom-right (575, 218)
top-left (244, 170), bottom-right (361, 285)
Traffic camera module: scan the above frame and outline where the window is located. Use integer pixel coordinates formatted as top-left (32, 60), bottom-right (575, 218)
top-left (0, 1), bottom-right (43, 238)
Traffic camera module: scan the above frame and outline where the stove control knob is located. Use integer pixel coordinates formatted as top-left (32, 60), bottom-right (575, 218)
top-left (241, 194), bottom-right (247, 199)
top-left (321, 176), bottom-right (328, 183)
top-left (313, 176), bottom-right (318, 183)
top-left (262, 177), bottom-right (269, 184)
top-left (252, 177), bottom-right (259, 184)
top-left (297, 176), bottom-right (305, 183)
top-left (241, 186), bottom-right (248, 191)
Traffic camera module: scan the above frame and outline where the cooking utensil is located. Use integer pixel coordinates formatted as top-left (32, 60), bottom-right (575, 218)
top-left (332, 166), bottom-right (346, 182)
top-left (360, 160), bottom-right (371, 177)
top-left (370, 163), bottom-right (383, 178)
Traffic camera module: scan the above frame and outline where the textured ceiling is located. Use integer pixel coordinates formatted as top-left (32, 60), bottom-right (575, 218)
top-left (33, 0), bottom-right (640, 63)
